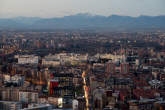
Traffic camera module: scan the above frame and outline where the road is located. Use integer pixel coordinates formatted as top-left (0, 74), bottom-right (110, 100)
top-left (82, 71), bottom-right (89, 110)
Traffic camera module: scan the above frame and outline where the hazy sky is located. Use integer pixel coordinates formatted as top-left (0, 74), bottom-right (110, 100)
top-left (0, 0), bottom-right (165, 18)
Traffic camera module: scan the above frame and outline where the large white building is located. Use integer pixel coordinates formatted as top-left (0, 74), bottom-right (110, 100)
top-left (42, 53), bottom-right (88, 66)
top-left (15, 55), bottom-right (39, 64)
top-left (42, 59), bottom-right (60, 67)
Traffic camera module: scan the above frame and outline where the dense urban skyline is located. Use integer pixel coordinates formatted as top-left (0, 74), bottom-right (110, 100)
top-left (0, 0), bottom-right (165, 110)
top-left (0, 0), bottom-right (165, 18)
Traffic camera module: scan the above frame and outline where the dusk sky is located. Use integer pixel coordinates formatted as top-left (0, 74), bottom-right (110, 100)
top-left (0, 0), bottom-right (165, 18)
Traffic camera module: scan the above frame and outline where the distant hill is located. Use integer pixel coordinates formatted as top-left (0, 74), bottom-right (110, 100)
top-left (0, 13), bottom-right (165, 31)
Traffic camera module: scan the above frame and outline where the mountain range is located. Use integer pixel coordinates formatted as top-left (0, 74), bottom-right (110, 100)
top-left (0, 13), bottom-right (165, 31)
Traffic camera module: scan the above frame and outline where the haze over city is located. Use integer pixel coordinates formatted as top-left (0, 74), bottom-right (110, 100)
top-left (0, 0), bottom-right (165, 18)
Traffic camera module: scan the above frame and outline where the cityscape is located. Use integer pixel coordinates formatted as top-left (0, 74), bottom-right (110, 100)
top-left (0, 0), bottom-right (165, 110)
top-left (0, 31), bottom-right (164, 110)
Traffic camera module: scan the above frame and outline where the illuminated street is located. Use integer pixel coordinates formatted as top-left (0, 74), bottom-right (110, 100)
top-left (82, 71), bottom-right (89, 110)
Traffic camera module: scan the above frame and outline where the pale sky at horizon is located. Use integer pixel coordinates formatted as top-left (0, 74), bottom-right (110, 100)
top-left (0, 0), bottom-right (165, 18)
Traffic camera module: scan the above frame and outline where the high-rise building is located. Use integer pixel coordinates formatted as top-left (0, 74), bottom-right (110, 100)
top-left (120, 63), bottom-right (129, 74)
top-left (48, 73), bottom-right (73, 97)
top-left (0, 101), bottom-right (22, 110)
top-left (0, 88), bottom-right (19, 101)
top-left (106, 62), bottom-right (116, 76)
top-left (19, 90), bottom-right (38, 103)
